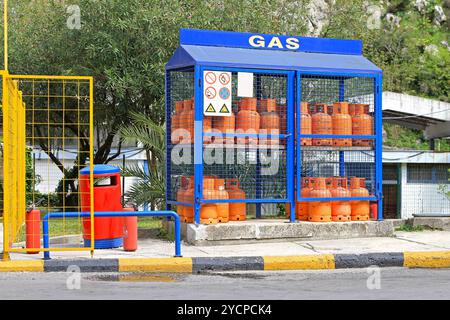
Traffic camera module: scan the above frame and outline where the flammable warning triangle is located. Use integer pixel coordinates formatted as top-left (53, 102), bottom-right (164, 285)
top-left (205, 103), bottom-right (216, 113)
top-left (219, 104), bottom-right (230, 113)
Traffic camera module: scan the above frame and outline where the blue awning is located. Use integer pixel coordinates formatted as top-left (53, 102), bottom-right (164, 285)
top-left (166, 44), bottom-right (381, 74)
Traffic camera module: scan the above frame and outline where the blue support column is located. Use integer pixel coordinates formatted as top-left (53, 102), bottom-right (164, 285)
top-left (295, 72), bottom-right (302, 221)
top-left (165, 71), bottom-right (172, 211)
top-left (339, 79), bottom-right (345, 177)
top-left (375, 74), bottom-right (383, 220)
top-left (255, 74), bottom-right (262, 219)
top-left (194, 66), bottom-right (204, 224)
top-left (287, 72), bottom-right (295, 222)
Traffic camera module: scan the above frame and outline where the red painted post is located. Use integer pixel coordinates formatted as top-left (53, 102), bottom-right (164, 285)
top-left (123, 207), bottom-right (138, 252)
top-left (26, 208), bottom-right (41, 254)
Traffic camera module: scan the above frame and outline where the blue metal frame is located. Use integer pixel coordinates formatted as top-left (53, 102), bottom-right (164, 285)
top-left (165, 71), bottom-right (171, 211)
top-left (295, 70), bottom-right (383, 221)
top-left (192, 66), bottom-right (295, 222)
top-left (42, 210), bottom-right (182, 259)
top-left (286, 72), bottom-right (296, 222)
top-left (375, 74), bottom-right (383, 220)
top-left (255, 73), bottom-right (262, 219)
top-left (194, 65), bottom-right (204, 224)
top-left (166, 30), bottom-right (383, 224)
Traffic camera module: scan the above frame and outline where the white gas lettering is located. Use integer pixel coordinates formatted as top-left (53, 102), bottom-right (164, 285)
top-left (268, 36), bottom-right (283, 49)
top-left (248, 35), bottom-right (265, 48)
top-left (286, 37), bottom-right (300, 50)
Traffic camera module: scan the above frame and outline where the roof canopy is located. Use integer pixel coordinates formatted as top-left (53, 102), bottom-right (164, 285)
top-left (166, 29), bottom-right (381, 74)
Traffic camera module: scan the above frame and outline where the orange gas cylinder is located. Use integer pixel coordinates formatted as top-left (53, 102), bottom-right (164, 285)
top-left (308, 178), bottom-right (332, 222)
top-left (123, 207), bottom-right (137, 252)
top-left (214, 179), bottom-right (230, 223)
top-left (296, 178), bottom-right (311, 221)
top-left (171, 101), bottom-right (183, 144)
top-left (350, 177), bottom-right (370, 221)
top-left (226, 179), bottom-right (246, 221)
top-left (260, 98), bottom-right (277, 112)
top-left (240, 97), bottom-right (258, 111)
top-left (204, 116), bottom-right (213, 144)
top-left (331, 178), bottom-right (352, 222)
top-left (183, 176), bottom-right (195, 223)
top-left (285, 202), bottom-right (291, 219)
top-left (332, 102), bottom-right (352, 147)
top-left (279, 107), bottom-right (287, 134)
top-left (325, 177), bottom-right (335, 191)
top-left (348, 103), bottom-right (356, 117)
top-left (236, 98), bottom-right (260, 144)
top-left (352, 104), bottom-right (373, 147)
top-left (176, 178), bottom-right (186, 222)
top-left (179, 99), bottom-right (195, 144)
top-left (26, 208), bottom-right (41, 254)
top-left (370, 201), bottom-right (378, 220)
top-left (260, 99), bottom-right (280, 145)
top-left (213, 113), bottom-right (236, 144)
top-left (300, 102), bottom-right (312, 146)
top-left (201, 178), bottom-right (218, 224)
top-left (311, 104), bottom-right (332, 146)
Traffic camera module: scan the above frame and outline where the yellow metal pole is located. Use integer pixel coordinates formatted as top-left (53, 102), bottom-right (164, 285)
top-left (4, 0), bottom-right (8, 71)
top-left (89, 78), bottom-right (95, 257)
top-left (2, 74), bottom-right (10, 261)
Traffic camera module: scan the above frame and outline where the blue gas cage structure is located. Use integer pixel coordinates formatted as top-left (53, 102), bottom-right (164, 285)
top-left (165, 29), bottom-right (383, 224)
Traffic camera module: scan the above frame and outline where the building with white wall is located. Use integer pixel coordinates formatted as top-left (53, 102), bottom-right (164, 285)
top-left (382, 150), bottom-right (450, 219)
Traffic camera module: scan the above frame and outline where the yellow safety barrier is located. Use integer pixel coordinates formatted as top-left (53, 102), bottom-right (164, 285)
top-left (2, 74), bottom-right (26, 257)
top-left (2, 73), bottom-right (95, 260)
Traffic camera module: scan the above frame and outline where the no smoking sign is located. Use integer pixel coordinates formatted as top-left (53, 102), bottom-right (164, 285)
top-left (203, 70), bottom-right (232, 117)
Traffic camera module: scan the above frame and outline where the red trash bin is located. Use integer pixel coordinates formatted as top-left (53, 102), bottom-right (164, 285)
top-left (80, 165), bottom-right (124, 249)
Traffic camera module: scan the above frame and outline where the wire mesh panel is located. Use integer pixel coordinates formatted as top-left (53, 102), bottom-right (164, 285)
top-left (297, 74), bottom-right (378, 222)
top-left (300, 75), bottom-right (375, 147)
top-left (203, 72), bottom-right (289, 201)
top-left (2, 77), bottom-right (26, 255)
top-left (166, 69), bottom-right (195, 204)
top-left (2, 75), bottom-right (94, 255)
top-left (300, 151), bottom-right (376, 191)
top-left (404, 163), bottom-right (450, 217)
top-left (166, 68), bottom-right (292, 224)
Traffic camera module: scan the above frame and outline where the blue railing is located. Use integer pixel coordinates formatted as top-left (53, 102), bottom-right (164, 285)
top-left (42, 210), bottom-right (182, 259)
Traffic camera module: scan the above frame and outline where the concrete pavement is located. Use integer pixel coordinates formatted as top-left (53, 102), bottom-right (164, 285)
top-left (7, 230), bottom-right (450, 260)
top-left (2, 230), bottom-right (450, 272)
top-left (0, 268), bottom-right (449, 299)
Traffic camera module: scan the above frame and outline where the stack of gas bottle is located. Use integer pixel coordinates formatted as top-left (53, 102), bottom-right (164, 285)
top-left (171, 98), bottom-right (213, 144)
top-left (171, 99), bottom-right (373, 146)
top-left (299, 101), bottom-right (374, 147)
top-left (287, 176), bottom-right (372, 222)
top-left (171, 97), bottom-right (284, 145)
top-left (176, 177), bottom-right (247, 224)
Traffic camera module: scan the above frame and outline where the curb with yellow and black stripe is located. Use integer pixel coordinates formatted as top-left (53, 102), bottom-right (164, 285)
top-left (1, 251), bottom-right (450, 272)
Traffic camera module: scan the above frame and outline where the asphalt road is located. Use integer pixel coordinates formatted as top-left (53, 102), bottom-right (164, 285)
top-left (0, 268), bottom-right (449, 300)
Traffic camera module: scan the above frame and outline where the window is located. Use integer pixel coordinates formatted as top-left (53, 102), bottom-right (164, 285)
top-left (435, 165), bottom-right (450, 183)
top-left (407, 164), bottom-right (450, 184)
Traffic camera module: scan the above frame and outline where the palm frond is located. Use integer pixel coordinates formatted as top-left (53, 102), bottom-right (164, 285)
top-left (119, 111), bottom-right (165, 160)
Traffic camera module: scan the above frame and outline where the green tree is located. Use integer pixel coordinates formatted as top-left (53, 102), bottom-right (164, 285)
top-left (2, 0), bottom-right (448, 207)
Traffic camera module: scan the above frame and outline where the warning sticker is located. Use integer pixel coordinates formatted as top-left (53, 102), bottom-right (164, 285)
top-left (220, 104), bottom-right (230, 113)
top-left (205, 104), bottom-right (216, 113)
top-left (203, 70), bottom-right (232, 117)
top-left (205, 87), bottom-right (216, 99)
